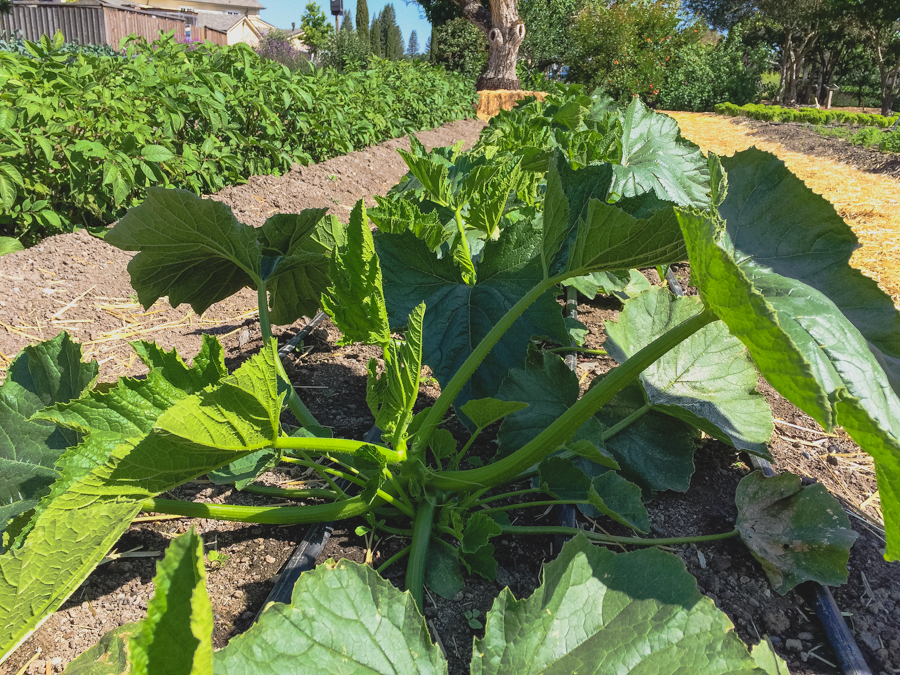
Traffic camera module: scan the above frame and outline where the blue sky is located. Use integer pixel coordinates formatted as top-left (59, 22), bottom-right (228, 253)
top-left (261, 0), bottom-right (431, 51)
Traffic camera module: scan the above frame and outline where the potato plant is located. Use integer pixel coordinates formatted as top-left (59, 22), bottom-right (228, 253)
top-left (1, 90), bottom-right (897, 673)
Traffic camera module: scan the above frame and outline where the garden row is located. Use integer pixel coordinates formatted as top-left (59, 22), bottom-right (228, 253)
top-left (2, 85), bottom-right (899, 673)
top-left (715, 101), bottom-right (900, 128)
top-left (0, 31), bottom-right (476, 247)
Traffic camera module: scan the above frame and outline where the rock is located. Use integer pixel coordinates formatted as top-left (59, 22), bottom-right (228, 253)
top-left (711, 555), bottom-right (732, 572)
top-left (785, 639), bottom-right (803, 652)
top-left (764, 610), bottom-right (791, 634)
top-left (265, 555), bottom-right (276, 564)
top-left (859, 631), bottom-right (882, 652)
top-left (798, 631), bottom-right (814, 641)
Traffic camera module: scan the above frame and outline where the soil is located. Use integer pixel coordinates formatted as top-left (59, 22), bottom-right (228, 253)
top-left (733, 118), bottom-right (900, 179)
top-left (2, 120), bottom-right (899, 675)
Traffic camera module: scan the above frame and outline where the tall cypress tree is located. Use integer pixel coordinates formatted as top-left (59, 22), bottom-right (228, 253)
top-left (341, 9), bottom-right (353, 31)
top-left (407, 30), bottom-right (419, 56)
top-left (370, 13), bottom-right (384, 57)
top-left (387, 23), bottom-right (403, 59)
top-left (356, 0), bottom-right (369, 48)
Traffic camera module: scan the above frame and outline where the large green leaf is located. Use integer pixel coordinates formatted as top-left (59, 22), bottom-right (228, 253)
top-left (459, 398), bottom-right (529, 431)
top-left (214, 559), bottom-right (448, 674)
top-left (735, 471), bottom-right (857, 594)
top-left (322, 200), bottom-right (391, 347)
top-left (0, 334), bottom-right (96, 537)
top-left (471, 534), bottom-right (767, 674)
top-left (562, 268), bottom-right (650, 301)
top-left (605, 288), bottom-right (773, 455)
top-left (0, 344), bottom-right (280, 662)
top-left (64, 529), bottom-right (214, 675)
top-left (679, 208), bottom-right (900, 560)
top-left (106, 189), bottom-right (334, 325)
top-left (0, 237), bottom-right (23, 257)
top-left (611, 98), bottom-right (710, 207)
top-left (592, 378), bottom-right (698, 494)
top-left (105, 188), bottom-right (259, 315)
top-left (377, 220), bottom-right (568, 413)
top-left (720, 149), bottom-right (900, 394)
top-left (129, 335), bottom-right (226, 395)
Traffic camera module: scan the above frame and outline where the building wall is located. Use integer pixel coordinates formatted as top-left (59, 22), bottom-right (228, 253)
top-left (142, 0), bottom-right (260, 16)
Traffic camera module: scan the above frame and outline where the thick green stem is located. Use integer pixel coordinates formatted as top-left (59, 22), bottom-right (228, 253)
top-left (406, 498), bottom-right (437, 612)
top-left (472, 487), bottom-right (546, 506)
top-left (242, 485), bottom-right (338, 501)
top-left (276, 436), bottom-right (402, 463)
top-left (501, 524), bottom-right (740, 547)
top-left (412, 273), bottom-right (568, 456)
top-left (280, 457), bottom-right (365, 489)
top-left (141, 495), bottom-right (377, 524)
top-left (257, 282), bottom-right (319, 429)
top-left (427, 310), bottom-right (718, 491)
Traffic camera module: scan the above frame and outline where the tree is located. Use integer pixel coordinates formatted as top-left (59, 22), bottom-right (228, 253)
top-left (0, 0), bottom-right (11, 15)
top-left (371, 14), bottom-right (384, 57)
top-left (431, 16), bottom-right (488, 79)
top-left (410, 0), bottom-right (526, 89)
top-left (518, 0), bottom-right (586, 74)
top-left (300, 1), bottom-right (335, 60)
top-left (356, 0), bottom-right (370, 48)
top-left (835, 0), bottom-right (900, 114)
top-left (341, 9), bottom-right (354, 31)
top-left (408, 30), bottom-right (420, 56)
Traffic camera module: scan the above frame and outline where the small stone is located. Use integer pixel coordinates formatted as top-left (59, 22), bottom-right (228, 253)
top-left (241, 611), bottom-right (254, 620)
top-left (265, 555), bottom-right (276, 564)
top-left (785, 639), bottom-right (802, 652)
top-left (798, 631), bottom-right (814, 641)
top-left (51, 657), bottom-right (63, 667)
top-left (800, 652), bottom-right (809, 662)
top-left (232, 590), bottom-right (244, 598)
top-left (764, 611), bottom-right (791, 634)
top-left (859, 631), bottom-right (882, 652)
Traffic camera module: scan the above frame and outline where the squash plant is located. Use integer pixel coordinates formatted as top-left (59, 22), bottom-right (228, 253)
top-left (1, 93), bottom-right (898, 672)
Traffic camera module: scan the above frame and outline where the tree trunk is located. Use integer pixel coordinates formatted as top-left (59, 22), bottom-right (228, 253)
top-left (451, 0), bottom-right (525, 90)
top-left (872, 28), bottom-right (900, 116)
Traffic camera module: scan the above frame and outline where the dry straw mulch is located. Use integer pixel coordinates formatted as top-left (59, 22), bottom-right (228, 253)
top-left (665, 111), bottom-right (900, 309)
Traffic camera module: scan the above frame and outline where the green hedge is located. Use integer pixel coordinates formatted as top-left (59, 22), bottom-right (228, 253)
top-left (0, 32), bottom-right (477, 246)
top-left (715, 102), bottom-right (899, 128)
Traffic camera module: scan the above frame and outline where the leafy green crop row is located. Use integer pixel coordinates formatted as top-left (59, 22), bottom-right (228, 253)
top-left (2, 86), bottom-right (899, 673)
top-left (813, 124), bottom-right (900, 154)
top-left (0, 31), bottom-right (476, 246)
top-left (715, 101), bottom-right (899, 128)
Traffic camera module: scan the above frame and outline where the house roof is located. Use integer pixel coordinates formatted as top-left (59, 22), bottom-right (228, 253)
top-left (193, 12), bottom-right (243, 31)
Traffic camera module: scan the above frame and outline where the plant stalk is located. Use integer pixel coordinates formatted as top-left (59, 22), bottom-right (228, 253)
top-left (546, 346), bottom-right (607, 356)
top-left (376, 545), bottom-right (412, 574)
top-left (140, 495), bottom-right (377, 524)
top-left (242, 485), bottom-right (339, 501)
top-left (275, 436), bottom-right (402, 463)
top-left (405, 497), bottom-right (437, 612)
top-left (427, 309), bottom-right (718, 491)
top-left (500, 524), bottom-right (740, 547)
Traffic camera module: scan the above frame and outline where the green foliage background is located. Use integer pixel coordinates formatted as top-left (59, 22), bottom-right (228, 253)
top-left (0, 33), bottom-right (476, 246)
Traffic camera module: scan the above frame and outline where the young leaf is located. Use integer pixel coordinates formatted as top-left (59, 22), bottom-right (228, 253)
top-left (214, 559), bottom-right (448, 674)
top-left (322, 200), bottom-right (391, 347)
top-left (538, 456), bottom-right (649, 532)
top-left (129, 334), bottom-right (226, 395)
top-left (459, 398), bottom-right (529, 431)
top-left (425, 541), bottom-right (465, 600)
top-left (612, 97), bottom-right (710, 207)
top-left (397, 135), bottom-right (452, 207)
top-left (562, 268), bottom-right (650, 301)
top-left (65, 529), bottom-right (214, 675)
top-left (471, 535), bottom-right (767, 674)
top-left (735, 471), bottom-right (858, 594)
top-left (605, 288), bottom-right (774, 456)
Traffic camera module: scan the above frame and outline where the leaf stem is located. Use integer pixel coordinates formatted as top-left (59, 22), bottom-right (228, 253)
top-left (275, 436), bottom-right (402, 463)
top-left (140, 496), bottom-right (376, 524)
top-left (602, 402), bottom-right (651, 441)
top-left (454, 208), bottom-right (473, 268)
top-left (426, 309), bottom-right (718, 491)
top-left (545, 346), bottom-right (607, 356)
top-left (257, 282), bottom-right (319, 429)
top-left (376, 545), bottom-right (411, 574)
top-left (500, 524), bottom-right (740, 547)
top-left (478, 499), bottom-right (589, 515)
top-left (406, 497), bottom-right (437, 611)
top-left (472, 487), bottom-right (547, 506)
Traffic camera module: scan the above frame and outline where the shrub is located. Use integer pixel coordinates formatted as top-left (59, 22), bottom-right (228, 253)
top-left (657, 25), bottom-right (766, 111)
top-left (430, 17), bottom-right (486, 82)
top-left (255, 29), bottom-right (311, 72)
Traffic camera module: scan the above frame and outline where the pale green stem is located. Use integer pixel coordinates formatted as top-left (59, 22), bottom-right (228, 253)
top-left (141, 495), bottom-right (376, 524)
top-left (406, 498), bottom-right (437, 611)
top-left (546, 346), bottom-right (607, 356)
top-left (500, 524), bottom-right (740, 547)
top-left (275, 436), bottom-right (402, 464)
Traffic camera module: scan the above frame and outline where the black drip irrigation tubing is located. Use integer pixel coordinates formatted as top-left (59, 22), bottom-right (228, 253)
top-left (555, 285), bottom-right (580, 551)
